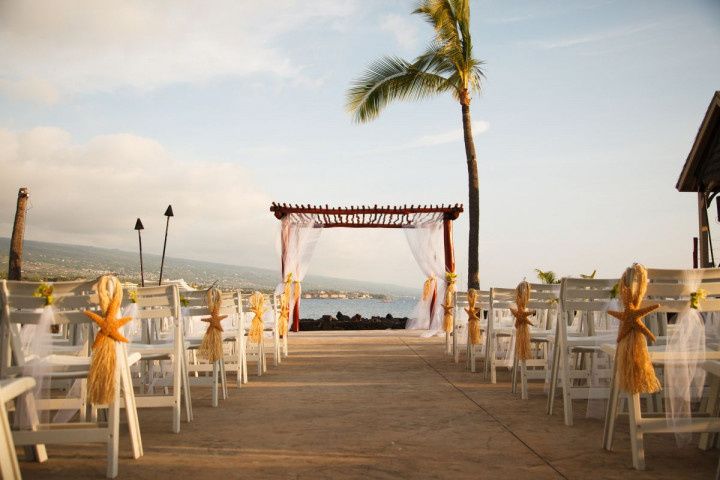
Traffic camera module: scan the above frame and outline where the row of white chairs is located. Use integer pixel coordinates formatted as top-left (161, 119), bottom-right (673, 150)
top-left (0, 278), bottom-right (290, 479)
top-left (449, 267), bottom-right (720, 472)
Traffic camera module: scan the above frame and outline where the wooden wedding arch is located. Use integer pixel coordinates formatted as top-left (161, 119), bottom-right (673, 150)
top-left (270, 202), bottom-right (464, 331)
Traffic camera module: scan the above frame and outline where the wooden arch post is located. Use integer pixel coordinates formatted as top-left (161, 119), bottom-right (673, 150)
top-left (443, 213), bottom-right (457, 275)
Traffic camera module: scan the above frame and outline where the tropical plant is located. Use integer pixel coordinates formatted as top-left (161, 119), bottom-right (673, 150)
top-left (346, 0), bottom-right (484, 290)
top-left (535, 269), bottom-right (560, 285)
top-left (580, 270), bottom-right (597, 279)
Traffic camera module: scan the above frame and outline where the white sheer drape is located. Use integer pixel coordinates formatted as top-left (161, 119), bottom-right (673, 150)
top-left (404, 220), bottom-right (446, 332)
top-left (276, 216), bottom-right (322, 328)
top-left (664, 274), bottom-right (707, 446)
top-left (18, 305), bottom-right (55, 427)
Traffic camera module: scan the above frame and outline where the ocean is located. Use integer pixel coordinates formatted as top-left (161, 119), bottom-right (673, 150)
top-left (298, 297), bottom-right (418, 319)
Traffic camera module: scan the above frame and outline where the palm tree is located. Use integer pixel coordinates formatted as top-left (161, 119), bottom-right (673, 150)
top-left (346, 0), bottom-right (484, 290)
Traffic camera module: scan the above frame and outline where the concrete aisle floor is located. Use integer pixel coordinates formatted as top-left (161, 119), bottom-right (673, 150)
top-left (20, 331), bottom-right (718, 479)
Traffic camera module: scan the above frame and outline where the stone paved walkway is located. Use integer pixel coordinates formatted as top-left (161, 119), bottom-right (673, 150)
top-left (20, 331), bottom-right (717, 479)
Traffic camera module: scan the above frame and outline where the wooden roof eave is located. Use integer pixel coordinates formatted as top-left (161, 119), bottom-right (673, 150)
top-left (676, 91), bottom-right (720, 193)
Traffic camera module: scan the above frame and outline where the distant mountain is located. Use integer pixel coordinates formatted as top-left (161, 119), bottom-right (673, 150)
top-left (0, 237), bottom-right (417, 297)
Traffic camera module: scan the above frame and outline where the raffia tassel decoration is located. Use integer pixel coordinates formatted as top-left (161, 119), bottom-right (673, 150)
top-left (466, 288), bottom-right (481, 345)
top-left (277, 275), bottom-right (292, 338)
top-left (608, 263), bottom-right (661, 394)
top-left (442, 271), bottom-right (457, 333)
top-left (422, 275), bottom-right (437, 301)
top-left (199, 287), bottom-right (227, 362)
top-left (83, 275), bottom-right (132, 405)
top-left (511, 281), bottom-right (535, 361)
top-left (248, 291), bottom-right (267, 344)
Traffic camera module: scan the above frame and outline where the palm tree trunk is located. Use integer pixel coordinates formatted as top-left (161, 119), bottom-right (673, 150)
top-left (460, 95), bottom-right (480, 290)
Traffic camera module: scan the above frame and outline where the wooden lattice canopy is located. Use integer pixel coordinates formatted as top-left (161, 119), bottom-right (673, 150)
top-left (270, 203), bottom-right (463, 228)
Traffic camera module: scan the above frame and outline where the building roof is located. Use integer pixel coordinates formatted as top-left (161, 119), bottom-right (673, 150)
top-left (677, 91), bottom-right (720, 192)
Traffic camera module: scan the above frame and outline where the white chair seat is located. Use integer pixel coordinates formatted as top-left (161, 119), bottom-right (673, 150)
top-left (0, 377), bottom-right (36, 403)
top-left (128, 343), bottom-right (175, 357)
top-left (28, 352), bottom-right (142, 369)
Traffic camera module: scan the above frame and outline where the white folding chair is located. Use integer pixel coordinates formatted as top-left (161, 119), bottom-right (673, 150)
top-left (0, 377), bottom-right (35, 480)
top-left (242, 293), bottom-right (268, 376)
top-left (0, 278), bottom-right (143, 479)
top-left (128, 284), bottom-right (192, 433)
top-left (602, 267), bottom-right (720, 470)
top-left (510, 283), bottom-right (560, 400)
top-left (452, 290), bottom-right (468, 363)
top-left (547, 277), bottom-right (618, 424)
top-left (272, 293), bottom-right (289, 360)
top-left (484, 288), bottom-right (517, 381)
top-left (183, 289), bottom-right (248, 405)
top-left (461, 290), bottom-right (489, 370)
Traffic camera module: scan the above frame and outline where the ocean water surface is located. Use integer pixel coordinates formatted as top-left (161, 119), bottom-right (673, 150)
top-left (299, 298), bottom-right (417, 319)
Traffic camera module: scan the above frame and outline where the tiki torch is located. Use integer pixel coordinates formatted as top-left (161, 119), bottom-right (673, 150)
top-left (158, 205), bottom-right (174, 286)
top-left (134, 218), bottom-right (145, 286)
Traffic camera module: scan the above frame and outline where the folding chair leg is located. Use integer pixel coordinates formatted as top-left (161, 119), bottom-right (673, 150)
top-left (262, 342), bottom-right (268, 373)
top-left (560, 343), bottom-right (574, 426)
top-left (547, 340), bottom-right (561, 415)
top-left (470, 344), bottom-right (476, 373)
top-left (274, 341), bottom-right (279, 367)
top-left (521, 359), bottom-right (529, 400)
top-left (627, 393), bottom-right (646, 470)
top-left (242, 342), bottom-right (248, 384)
top-left (483, 334), bottom-right (491, 380)
top-left (603, 362), bottom-right (621, 450)
top-left (489, 338), bottom-right (497, 384)
top-left (511, 355), bottom-right (518, 394)
top-left (211, 361), bottom-right (219, 408)
top-left (0, 399), bottom-right (22, 480)
top-left (79, 378), bottom-right (87, 422)
top-left (106, 367), bottom-right (121, 479)
top-left (453, 327), bottom-right (460, 364)
top-left (172, 352), bottom-right (182, 433)
top-left (700, 375), bottom-right (720, 450)
top-left (120, 351), bottom-right (143, 459)
top-left (220, 359), bottom-right (228, 399)
top-left (180, 350), bottom-right (193, 422)
top-left (19, 392), bottom-right (48, 463)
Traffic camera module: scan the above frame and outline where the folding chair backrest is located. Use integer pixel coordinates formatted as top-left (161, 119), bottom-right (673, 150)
top-left (490, 284), bottom-right (560, 331)
top-left (456, 290), bottom-right (489, 318)
top-left (645, 267), bottom-right (720, 312)
top-left (644, 267), bottom-right (720, 336)
top-left (560, 277), bottom-right (619, 337)
top-left (0, 279), bottom-right (98, 376)
top-left (182, 289), bottom-right (243, 331)
top-left (133, 284), bottom-right (180, 343)
top-left (526, 283), bottom-right (561, 330)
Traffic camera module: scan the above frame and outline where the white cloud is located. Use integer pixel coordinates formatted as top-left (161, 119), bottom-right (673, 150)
top-left (0, 0), bottom-right (356, 103)
top-left (379, 13), bottom-right (418, 50)
top-left (0, 127), bottom-right (278, 268)
top-left (412, 121), bottom-right (489, 147)
top-left (363, 120), bottom-right (490, 155)
top-left (524, 22), bottom-right (660, 50)
top-left (0, 78), bottom-right (59, 105)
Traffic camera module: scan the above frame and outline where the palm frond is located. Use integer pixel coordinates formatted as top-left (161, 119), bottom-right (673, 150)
top-left (414, 0), bottom-right (461, 49)
top-left (535, 269), bottom-right (560, 285)
top-left (346, 56), bottom-right (454, 123)
top-left (345, 0), bottom-right (483, 121)
top-left (580, 270), bottom-right (597, 279)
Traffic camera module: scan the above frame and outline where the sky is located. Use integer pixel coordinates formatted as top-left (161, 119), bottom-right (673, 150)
top-left (1, 0), bottom-right (719, 290)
